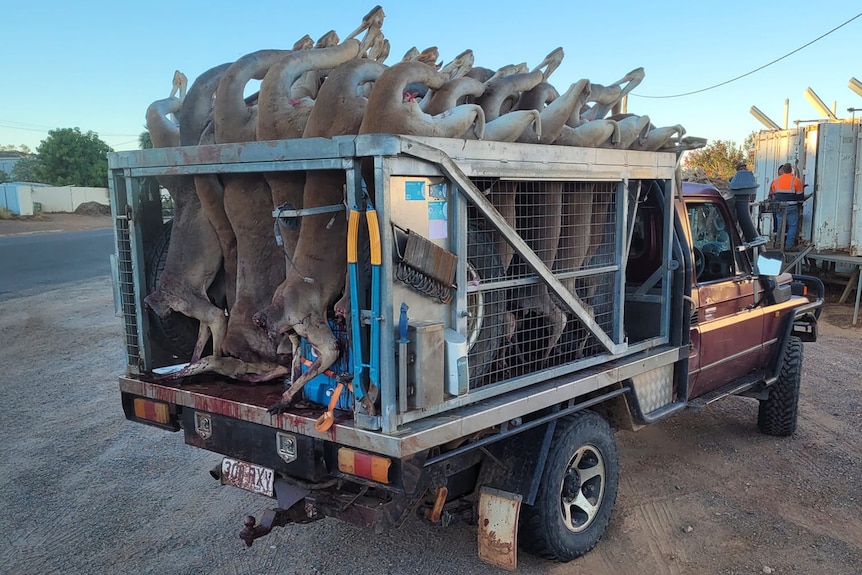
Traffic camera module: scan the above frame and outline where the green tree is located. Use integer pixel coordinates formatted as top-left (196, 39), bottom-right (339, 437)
top-left (742, 131), bottom-right (757, 165)
top-left (11, 156), bottom-right (42, 182)
top-left (0, 170), bottom-right (9, 183)
top-left (0, 144), bottom-right (30, 153)
top-left (35, 127), bottom-right (113, 187)
top-left (683, 139), bottom-right (747, 181)
top-left (139, 129), bottom-right (153, 150)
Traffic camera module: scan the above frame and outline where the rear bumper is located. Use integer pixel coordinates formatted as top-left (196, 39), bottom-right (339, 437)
top-left (121, 385), bottom-right (427, 531)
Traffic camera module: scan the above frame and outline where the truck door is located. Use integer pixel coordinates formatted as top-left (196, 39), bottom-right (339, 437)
top-left (686, 200), bottom-right (766, 399)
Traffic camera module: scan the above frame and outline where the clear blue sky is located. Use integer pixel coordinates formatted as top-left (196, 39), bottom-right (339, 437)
top-left (1, 1), bottom-right (860, 152)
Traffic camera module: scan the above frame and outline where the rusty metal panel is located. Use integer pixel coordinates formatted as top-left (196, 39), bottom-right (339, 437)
top-left (854, 128), bottom-right (862, 256)
top-left (753, 125), bottom-right (822, 245)
top-left (753, 129), bottom-right (803, 203)
top-left (478, 487), bottom-right (522, 571)
top-left (813, 123), bottom-right (860, 252)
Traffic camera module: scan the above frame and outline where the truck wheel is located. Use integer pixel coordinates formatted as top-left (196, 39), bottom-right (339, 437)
top-left (757, 336), bottom-right (803, 436)
top-left (519, 410), bottom-right (620, 561)
top-left (145, 220), bottom-right (200, 359)
top-left (466, 225), bottom-right (504, 384)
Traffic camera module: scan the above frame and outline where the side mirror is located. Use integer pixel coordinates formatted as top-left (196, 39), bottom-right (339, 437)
top-left (755, 250), bottom-right (783, 277)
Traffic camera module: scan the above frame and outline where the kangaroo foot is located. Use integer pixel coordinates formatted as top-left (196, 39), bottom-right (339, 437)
top-left (266, 391), bottom-right (299, 414)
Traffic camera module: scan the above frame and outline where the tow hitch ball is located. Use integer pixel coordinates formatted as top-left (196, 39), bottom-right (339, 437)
top-left (240, 510), bottom-right (285, 547)
top-left (239, 502), bottom-right (318, 547)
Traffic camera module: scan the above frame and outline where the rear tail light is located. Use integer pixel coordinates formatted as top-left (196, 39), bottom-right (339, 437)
top-left (132, 398), bottom-right (174, 426)
top-left (337, 448), bottom-right (391, 484)
top-left (133, 398), bottom-right (170, 424)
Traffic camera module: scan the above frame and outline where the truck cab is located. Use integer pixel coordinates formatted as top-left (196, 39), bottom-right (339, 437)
top-left (631, 180), bottom-right (821, 406)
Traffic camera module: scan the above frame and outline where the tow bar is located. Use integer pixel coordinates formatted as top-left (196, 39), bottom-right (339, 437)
top-left (239, 501), bottom-right (318, 547)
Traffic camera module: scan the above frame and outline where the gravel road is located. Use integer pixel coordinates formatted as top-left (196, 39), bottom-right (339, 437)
top-left (1, 277), bottom-right (860, 575)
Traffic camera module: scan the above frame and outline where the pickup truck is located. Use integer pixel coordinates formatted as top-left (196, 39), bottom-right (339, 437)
top-left (111, 135), bottom-right (822, 569)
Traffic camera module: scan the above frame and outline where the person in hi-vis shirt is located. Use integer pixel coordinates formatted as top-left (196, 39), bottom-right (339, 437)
top-left (769, 163), bottom-right (804, 249)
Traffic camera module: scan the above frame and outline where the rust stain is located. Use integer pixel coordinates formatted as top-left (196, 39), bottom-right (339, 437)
top-left (478, 488), bottom-right (521, 571)
top-left (481, 530), bottom-right (513, 554)
top-left (429, 487), bottom-right (448, 523)
top-left (123, 376), bottom-right (402, 457)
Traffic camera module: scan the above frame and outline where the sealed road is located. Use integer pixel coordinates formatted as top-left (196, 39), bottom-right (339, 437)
top-left (0, 228), bottom-right (113, 301)
top-left (1, 277), bottom-right (860, 575)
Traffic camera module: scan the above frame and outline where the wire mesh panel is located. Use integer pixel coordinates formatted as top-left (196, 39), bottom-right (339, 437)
top-left (115, 215), bottom-right (141, 368)
top-left (465, 178), bottom-right (620, 388)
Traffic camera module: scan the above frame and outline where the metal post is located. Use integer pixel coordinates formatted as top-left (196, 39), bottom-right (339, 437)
top-left (451, 181), bottom-right (468, 336)
top-left (375, 157), bottom-right (398, 434)
top-left (855, 265), bottom-right (862, 326)
top-left (662, 178), bottom-right (675, 339)
top-left (614, 180), bottom-right (627, 343)
top-left (124, 173), bottom-right (152, 372)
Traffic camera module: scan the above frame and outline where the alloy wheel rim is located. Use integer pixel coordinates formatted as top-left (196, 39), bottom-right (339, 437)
top-left (559, 444), bottom-right (606, 533)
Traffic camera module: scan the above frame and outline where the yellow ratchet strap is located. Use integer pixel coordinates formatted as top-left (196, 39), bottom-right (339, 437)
top-left (347, 209), bottom-right (360, 264)
top-left (366, 209), bottom-right (381, 266)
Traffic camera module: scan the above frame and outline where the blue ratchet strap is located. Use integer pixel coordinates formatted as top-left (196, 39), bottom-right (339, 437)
top-left (346, 208), bottom-right (367, 404)
top-left (365, 197), bottom-right (382, 394)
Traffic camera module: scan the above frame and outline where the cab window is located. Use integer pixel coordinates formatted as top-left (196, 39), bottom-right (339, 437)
top-left (687, 202), bottom-right (741, 283)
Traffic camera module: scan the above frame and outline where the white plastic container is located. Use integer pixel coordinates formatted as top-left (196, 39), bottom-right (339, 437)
top-left (444, 328), bottom-right (469, 396)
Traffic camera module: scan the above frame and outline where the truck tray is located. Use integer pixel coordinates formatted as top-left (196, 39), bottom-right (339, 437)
top-left (121, 345), bottom-right (682, 457)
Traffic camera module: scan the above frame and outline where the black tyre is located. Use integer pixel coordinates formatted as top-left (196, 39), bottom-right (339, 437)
top-left (145, 220), bottom-right (200, 359)
top-left (519, 410), bottom-right (620, 561)
top-left (758, 336), bottom-right (803, 436)
top-left (466, 225), bottom-right (505, 384)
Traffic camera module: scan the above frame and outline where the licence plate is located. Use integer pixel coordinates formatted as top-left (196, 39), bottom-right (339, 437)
top-left (220, 458), bottom-right (274, 497)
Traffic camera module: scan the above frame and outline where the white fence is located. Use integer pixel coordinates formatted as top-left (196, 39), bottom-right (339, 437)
top-left (30, 186), bottom-right (110, 213)
top-left (0, 183), bottom-right (36, 216)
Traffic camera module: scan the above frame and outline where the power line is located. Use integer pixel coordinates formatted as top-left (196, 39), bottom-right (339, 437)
top-left (0, 120), bottom-right (139, 138)
top-left (0, 119), bottom-right (57, 130)
top-left (0, 123), bottom-right (52, 133)
top-left (632, 11), bottom-right (862, 99)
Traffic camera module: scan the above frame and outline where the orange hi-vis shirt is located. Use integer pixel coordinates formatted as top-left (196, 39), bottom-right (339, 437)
top-left (769, 173), bottom-right (804, 195)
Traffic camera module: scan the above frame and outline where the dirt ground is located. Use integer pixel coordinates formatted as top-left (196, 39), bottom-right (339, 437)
top-left (0, 212), bottom-right (112, 236)
top-left (0, 256), bottom-right (860, 574)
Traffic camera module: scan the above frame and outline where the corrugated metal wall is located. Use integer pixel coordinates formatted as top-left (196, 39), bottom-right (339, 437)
top-left (856, 127), bottom-right (862, 255)
top-left (754, 122), bottom-right (862, 255)
top-left (812, 123), bottom-right (860, 253)
top-left (753, 128), bottom-right (806, 204)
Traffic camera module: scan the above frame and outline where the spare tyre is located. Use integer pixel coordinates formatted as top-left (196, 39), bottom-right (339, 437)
top-left (145, 220), bottom-right (201, 360)
top-left (466, 225), bottom-right (505, 385)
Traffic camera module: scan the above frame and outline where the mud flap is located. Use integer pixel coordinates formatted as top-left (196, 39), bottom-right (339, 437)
top-left (477, 487), bottom-right (522, 571)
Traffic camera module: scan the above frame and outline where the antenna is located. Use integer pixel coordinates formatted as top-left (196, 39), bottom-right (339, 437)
top-left (750, 106), bottom-right (781, 130)
top-left (804, 87), bottom-right (838, 121)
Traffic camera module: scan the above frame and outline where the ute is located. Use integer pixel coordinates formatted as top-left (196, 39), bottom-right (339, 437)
top-left (111, 135), bottom-right (821, 569)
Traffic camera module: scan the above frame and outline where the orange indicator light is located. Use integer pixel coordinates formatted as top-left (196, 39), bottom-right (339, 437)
top-left (337, 448), bottom-right (391, 484)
